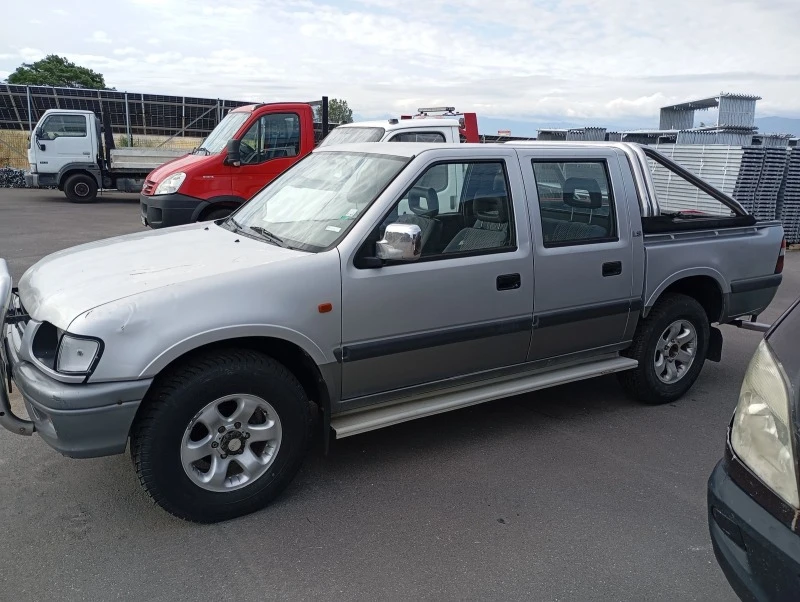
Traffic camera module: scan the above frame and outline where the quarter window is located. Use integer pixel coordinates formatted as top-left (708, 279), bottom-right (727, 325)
top-left (239, 113), bottom-right (300, 164)
top-left (41, 115), bottom-right (87, 139)
top-left (531, 160), bottom-right (617, 246)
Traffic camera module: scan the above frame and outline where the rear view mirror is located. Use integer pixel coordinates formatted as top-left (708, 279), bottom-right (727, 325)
top-left (226, 139), bottom-right (241, 167)
top-left (376, 223), bottom-right (422, 261)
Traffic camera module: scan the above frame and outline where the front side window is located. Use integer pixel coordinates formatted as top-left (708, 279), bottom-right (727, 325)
top-left (389, 132), bottom-right (446, 143)
top-left (377, 160), bottom-right (515, 258)
top-left (41, 115), bottom-right (87, 139)
top-left (319, 127), bottom-right (385, 147)
top-left (230, 151), bottom-right (408, 252)
top-left (531, 160), bottom-right (617, 247)
top-left (198, 111), bottom-right (249, 154)
top-left (239, 113), bottom-right (301, 165)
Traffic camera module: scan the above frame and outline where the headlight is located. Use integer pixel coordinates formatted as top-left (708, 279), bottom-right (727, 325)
top-left (56, 334), bottom-right (102, 375)
top-left (29, 163), bottom-right (37, 174)
top-left (154, 172), bottom-right (186, 195)
top-left (731, 339), bottom-right (799, 508)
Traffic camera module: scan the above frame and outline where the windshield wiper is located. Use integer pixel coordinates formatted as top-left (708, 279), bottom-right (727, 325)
top-left (194, 146), bottom-right (211, 156)
top-left (247, 225), bottom-right (287, 247)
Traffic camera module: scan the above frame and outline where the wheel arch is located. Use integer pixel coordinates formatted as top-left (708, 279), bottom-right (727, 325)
top-left (645, 269), bottom-right (728, 323)
top-left (135, 332), bottom-right (335, 448)
top-left (58, 163), bottom-right (102, 190)
top-left (192, 195), bottom-right (247, 222)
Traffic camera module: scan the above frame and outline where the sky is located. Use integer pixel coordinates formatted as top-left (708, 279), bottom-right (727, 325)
top-left (1, 0), bottom-right (799, 134)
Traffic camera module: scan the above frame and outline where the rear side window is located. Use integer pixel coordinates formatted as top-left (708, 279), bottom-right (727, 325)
top-left (41, 114), bottom-right (87, 138)
top-left (389, 132), bottom-right (446, 143)
top-left (531, 160), bottom-right (617, 247)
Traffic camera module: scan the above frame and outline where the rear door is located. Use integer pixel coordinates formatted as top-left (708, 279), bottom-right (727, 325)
top-left (516, 147), bottom-right (636, 360)
top-left (232, 111), bottom-right (302, 200)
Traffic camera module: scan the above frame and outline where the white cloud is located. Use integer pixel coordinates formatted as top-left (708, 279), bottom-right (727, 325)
top-left (89, 31), bottom-right (112, 44)
top-left (0, 0), bottom-right (797, 126)
top-left (113, 47), bottom-right (141, 56)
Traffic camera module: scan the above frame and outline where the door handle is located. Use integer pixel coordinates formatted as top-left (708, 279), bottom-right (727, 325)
top-left (602, 261), bottom-right (622, 277)
top-left (497, 273), bottom-right (521, 291)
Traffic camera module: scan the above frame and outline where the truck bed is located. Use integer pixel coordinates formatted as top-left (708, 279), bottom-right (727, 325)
top-left (109, 148), bottom-right (186, 173)
top-left (643, 220), bottom-right (784, 322)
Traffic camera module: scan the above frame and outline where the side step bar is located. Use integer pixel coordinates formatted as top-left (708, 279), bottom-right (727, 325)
top-left (331, 356), bottom-right (638, 438)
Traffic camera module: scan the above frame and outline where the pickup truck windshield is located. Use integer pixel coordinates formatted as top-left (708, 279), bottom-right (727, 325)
top-left (230, 151), bottom-right (407, 251)
top-left (196, 112), bottom-right (249, 154)
top-left (319, 127), bottom-right (385, 147)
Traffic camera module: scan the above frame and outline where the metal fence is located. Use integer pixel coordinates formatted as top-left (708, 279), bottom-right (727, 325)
top-left (0, 84), bottom-right (333, 169)
top-left (0, 84), bottom-right (257, 168)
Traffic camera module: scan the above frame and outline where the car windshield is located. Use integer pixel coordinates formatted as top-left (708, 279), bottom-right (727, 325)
top-left (230, 151), bottom-right (408, 251)
top-left (319, 127), bottom-right (386, 147)
top-left (196, 111), bottom-right (249, 154)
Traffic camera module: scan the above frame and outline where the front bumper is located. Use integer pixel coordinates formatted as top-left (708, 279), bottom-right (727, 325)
top-left (708, 460), bottom-right (800, 602)
top-left (24, 173), bottom-right (37, 188)
top-left (1, 261), bottom-right (152, 458)
top-left (140, 192), bottom-right (208, 229)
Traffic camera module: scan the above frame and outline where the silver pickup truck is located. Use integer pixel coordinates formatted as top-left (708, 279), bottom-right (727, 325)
top-left (0, 142), bottom-right (785, 522)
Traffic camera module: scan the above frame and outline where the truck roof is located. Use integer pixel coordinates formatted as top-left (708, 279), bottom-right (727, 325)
top-left (335, 118), bottom-right (463, 132)
top-left (315, 141), bottom-right (649, 157)
top-left (39, 109), bottom-right (97, 116)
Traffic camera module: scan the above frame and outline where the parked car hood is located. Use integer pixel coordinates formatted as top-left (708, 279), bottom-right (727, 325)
top-left (19, 222), bottom-right (306, 329)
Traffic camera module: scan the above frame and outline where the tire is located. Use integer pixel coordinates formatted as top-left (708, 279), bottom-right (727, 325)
top-left (619, 293), bottom-right (709, 405)
top-left (64, 173), bottom-right (98, 203)
top-left (131, 349), bottom-right (312, 523)
top-left (201, 207), bottom-right (233, 222)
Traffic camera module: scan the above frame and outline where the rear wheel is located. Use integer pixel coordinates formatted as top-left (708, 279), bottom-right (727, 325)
top-left (131, 349), bottom-right (312, 523)
top-left (64, 173), bottom-right (98, 203)
top-left (619, 293), bottom-right (709, 405)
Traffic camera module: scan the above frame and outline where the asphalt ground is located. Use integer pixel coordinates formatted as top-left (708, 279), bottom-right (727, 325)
top-left (1, 187), bottom-right (796, 601)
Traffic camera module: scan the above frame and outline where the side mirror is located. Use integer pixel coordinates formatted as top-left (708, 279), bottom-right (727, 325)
top-left (35, 128), bottom-right (45, 140)
top-left (226, 139), bottom-right (241, 166)
top-left (376, 223), bottom-right (422, 262)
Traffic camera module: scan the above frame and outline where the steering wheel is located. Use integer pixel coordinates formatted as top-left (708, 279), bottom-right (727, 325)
top-left (239, 141), bottom-right (257, 164)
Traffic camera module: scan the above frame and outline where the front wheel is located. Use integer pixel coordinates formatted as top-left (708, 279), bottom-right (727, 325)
top-left (619, 293), bottom-right (709, 405)
top-left (131, 350), bottom-right (312, 523)
top-left (64, 173), bottom-right (98, 203)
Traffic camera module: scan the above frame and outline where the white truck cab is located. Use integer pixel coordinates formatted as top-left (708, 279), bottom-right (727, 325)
top-left (319, 117), bottom-right (464, 146)
top-left (26, 109), bottom-right (183, 203)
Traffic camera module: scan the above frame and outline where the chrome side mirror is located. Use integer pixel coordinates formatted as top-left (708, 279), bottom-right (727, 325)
top-left (376, 223), bottom-right (422, 261)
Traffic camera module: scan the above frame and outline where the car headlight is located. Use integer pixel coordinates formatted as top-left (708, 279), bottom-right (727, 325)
top-left (154, 172), bottom-right (186, 195)
top-left (56, 333), bottom-right (102, 375)
top-left (731, 339), bottom-right (799, 508)
top-left (29, 163), bottom-right (37, 174)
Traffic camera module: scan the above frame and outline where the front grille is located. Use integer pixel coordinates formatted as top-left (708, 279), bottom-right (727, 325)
top-left (142, 179), bottom-right (156, 195)
top-left (7, 289), bottom-right (29, 335)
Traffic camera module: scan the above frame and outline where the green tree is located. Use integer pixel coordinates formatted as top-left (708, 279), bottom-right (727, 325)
top-left (316, 98), bottom-right (354, 124)
top-left (7, 55), bottom-right (108, 89)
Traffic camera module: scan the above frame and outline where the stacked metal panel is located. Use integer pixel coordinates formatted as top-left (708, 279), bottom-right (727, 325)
top-left (778, 148), bottom-right (800, 243)
top-left (649, 144), bottom-right (741, 216)
top-left (752, 148), bottom-right (789, 221)
top-left (732, 147), bottom-right (765, 215)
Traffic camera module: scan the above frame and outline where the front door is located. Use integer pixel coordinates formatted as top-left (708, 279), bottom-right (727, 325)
top-left (35, 113), bottom-right (91, 174)
top-left (232, 111), bottom-right (302, 200)
top-left (339, 150), bottom-right (534, 400)
top-left (517, 148), bottom-right (635, 360)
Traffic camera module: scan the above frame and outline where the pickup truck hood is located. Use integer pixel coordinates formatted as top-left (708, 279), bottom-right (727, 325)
top-left (146, 152), bottom-right (215, 183)
top-left (18, 223), bottom-right (305, 329)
